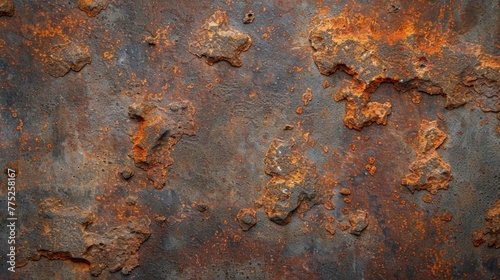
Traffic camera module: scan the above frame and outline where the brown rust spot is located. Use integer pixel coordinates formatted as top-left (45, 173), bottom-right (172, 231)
top-left (325, 221), bottom-right (336, 236)
top-left (339, 188), bottom-right (351, 195)
top-left (236, 208), bottom-right (257, 231)
top-left (154, 214), bottom-right (167, 227)
top-left (189, 10), bottom-right (252, 67)
top-left (0, 0), bottom-right (14, 17)
top-left (44, 41), bottom-right (92, 78)
top-left (83, 217), bottom-right (151, 276)
top-left (471, 230), bottom-right (487, 247)
top-left (29, 198), bottom-right (94, 262)
top-left (439, 213), bottom-right (453, 222)
top-left (473, 200), bottom-right (500, 248)
top-left (128, 100), bottom-right (196, 189)
top-left (259, 138), bottom-right (328, 225)
top-left (295, 106), bottom-right (303, 115)
top-left (349, 210), bottom-right (369, 235)
top-left (18, 199), bottom-right (150, 276)
top-left (365, 164), bottom-right (377, 176)
top-left (120, 166), bottom-right (134, 180)
top-left (243, 10), bottom-right (255, 24)
top-left (422, 193), bottom-right (434, 204)
top-left (301, 88), bottom-right (313, 106)
top-left (333, 80), bottom-right (392, 130)
top-left (309, 11), bottom-right (500, 128)
top-left (402, 120), bottom-right (452, 194)
top-left (78, 0), bottom-right (108, 17)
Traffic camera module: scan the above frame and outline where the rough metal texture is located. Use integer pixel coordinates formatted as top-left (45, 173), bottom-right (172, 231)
top-left (0, 0), bottom-right (499, 279)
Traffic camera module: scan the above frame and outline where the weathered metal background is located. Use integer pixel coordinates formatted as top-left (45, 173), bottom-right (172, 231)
top-left (0, 0), bottom-right (499, 279)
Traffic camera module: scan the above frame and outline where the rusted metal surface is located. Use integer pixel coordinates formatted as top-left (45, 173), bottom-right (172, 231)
top-left (0, 0), bottom-right (499, 279)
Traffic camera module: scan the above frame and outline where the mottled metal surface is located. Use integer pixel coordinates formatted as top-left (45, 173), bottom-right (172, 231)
top-left (0, 0), bottom-right (499, 279)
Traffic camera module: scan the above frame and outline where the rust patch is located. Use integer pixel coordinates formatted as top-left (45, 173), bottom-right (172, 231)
top-left (402, 120), bottom-right (452, 194)
top-left (325, 221), bottom-right (336, 236)
top-left (471, 75), bottom-right (500, 113)
top-left (120, 166), bottom-right (134, 180)
top-left (128, 100), bottom-right (196, 189)
top-left (258, 138), bottom-right (328, 225)
top-left (19, 199), bottom-right (150, 276)
top-left (484, 201), bottom-right (500, 248)
top-left (471, 230), bottom-right (487, 247)
top-left (83, 217), bottom-right (151, 276)
top-left (236, 208), bottom-right (257, 231)
top-left (348, 210), bottom-right (369, 236)
top-left (243, 11), bottom-right (255, 24)
top-left (473, 200), bottom-right (500, 248)
top-left (0, 0), bottom-right (14, 17)
top-left (333, 80), bottom-right (392, 130)
top-left (309, 12), bottom-right (500, 129)
top-left (27, 198), bottom-right (94, 263)
top-left (339, 187), bottom-right (351, 195)
top-left (439, 213), bottom-right (453, 222)
top-left (44, 41), bottom-right (92, 78)
top-left (295, 106), bottom-right (303, 115)
top-left (78, 0), bottom-right (108, 17)
top-left (301, 88), bottom-right (313, 106)
top-left (154, 214), bottom-right (167, 227)
top-left (422, 193), bottom-right (434, 204)
top-left (189, 10), bottom-right (252, 67)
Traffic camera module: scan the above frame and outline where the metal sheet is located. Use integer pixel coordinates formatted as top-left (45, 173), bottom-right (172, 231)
top-left (0, 0), bottom-right (498, 279)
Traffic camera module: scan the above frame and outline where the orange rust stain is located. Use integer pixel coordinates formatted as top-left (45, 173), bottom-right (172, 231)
top-left (103, 51), bottom-right (114, 60)
top-left (369, 157), bottom-right (376, 165)
top-left (295, 106), bottom-right (303, 115)
top-left (365, 164), bottom-right (376, 175)
top-left (350, 143), bottom-right (356, 151)
top-left (16, 119), bottom-right (23, 132)
top-left (312, 3), bottom-right (457, 55)
top-left (301, 88), bottom-right (313, 106)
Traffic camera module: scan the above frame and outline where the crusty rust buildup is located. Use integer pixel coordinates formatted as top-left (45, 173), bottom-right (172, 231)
top-left (402, 120), bottom-right (452, 194)
top-left (190, 11), bottom-right (252, 67)
top-left (17, 199), bottom-right (151, 276)
top-left (237, 208), bottom-right (257, 231)
top-left (259, 138), bottom-right (328, 225)
top-left (0, 0), bottom-right (14, 16)
top-left (44, 41), bottom-right (92, 77)
top-left (129, 100), bottom-right (196, 189)
top-left (78, 0), bottom-right (108, 17)
top-left (309, 12), bottom-right (500, 129)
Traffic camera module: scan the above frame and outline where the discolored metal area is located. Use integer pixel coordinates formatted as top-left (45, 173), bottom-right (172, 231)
top-left (0, 0), bottom-right (499, 279)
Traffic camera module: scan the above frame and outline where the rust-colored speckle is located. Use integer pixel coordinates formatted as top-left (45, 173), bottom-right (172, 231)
top-left (325, 222), bottom-right (336, 235)
top-left (296, 106), bottom-right (303, 115)
top-left (471, 230), bottom-right (487, 247)
top-left (439, 213), bottom-right (453, 222)
top-left (422, 193), bottom-right (434, 204)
